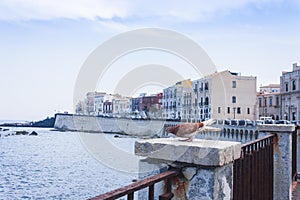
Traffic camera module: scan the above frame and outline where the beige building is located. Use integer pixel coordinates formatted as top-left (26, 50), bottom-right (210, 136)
top-left (193, 70), bottom-right (257, 120)
top-left (280, 63), bottom-right (300, 121)
top-left (112, 95), bottom-right (130, 116)
top-left (257, 84), bottom-right (281, 120)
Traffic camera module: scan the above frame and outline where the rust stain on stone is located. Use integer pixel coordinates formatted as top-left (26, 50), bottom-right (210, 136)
top-left (274, 134), bottom-right (280, 153)
top-left (170, 176), bottom-right (189, 200)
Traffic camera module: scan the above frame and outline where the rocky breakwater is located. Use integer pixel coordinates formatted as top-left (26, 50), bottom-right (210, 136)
top-left (0, 128), bottom-right (38, 138)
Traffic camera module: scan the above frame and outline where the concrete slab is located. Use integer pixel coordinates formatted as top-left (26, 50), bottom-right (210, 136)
top-left (135, 138), bottom-right (241, 166)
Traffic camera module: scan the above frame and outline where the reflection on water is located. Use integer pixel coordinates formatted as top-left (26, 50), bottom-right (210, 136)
top-left (0, 127), bottom-right (139, 199)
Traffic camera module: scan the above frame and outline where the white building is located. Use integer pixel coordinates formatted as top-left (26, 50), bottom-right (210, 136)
top-left (280, 63), bottom-right (300, 121)
top-left (94, 92), bottom-right (107, 115)
top-left (162, 79), bottom-right (193, 120)
top-left (86, 92), bottom-right (105, 115)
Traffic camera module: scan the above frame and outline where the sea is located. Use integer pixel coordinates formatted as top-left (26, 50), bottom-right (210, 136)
top-left (0, 126), bottom-right (141, 199)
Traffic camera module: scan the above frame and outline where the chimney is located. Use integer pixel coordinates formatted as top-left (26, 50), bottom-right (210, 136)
top-left (293, 63), bottom-right (299, 71)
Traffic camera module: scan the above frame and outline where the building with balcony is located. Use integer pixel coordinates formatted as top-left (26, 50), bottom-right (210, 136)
top-left (130, 93), bottom-right (163, 117)
top-left (280, 63), bottom-right (300, 121)
top-left (257, 84), bottom-right (281, 120)
top-left (193, 70), bottom-right (257, 120)
top-left (162, 79), bottom-right (193, 120)
top-left (86, 92), bottom-right (107, 115)
top-left (94, 92), bottom-right (107, 115)
top-left (112, 95), bottom-right (130, 116)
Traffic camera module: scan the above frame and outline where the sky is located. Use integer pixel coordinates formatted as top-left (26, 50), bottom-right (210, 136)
top-left (0, 0), bottom-right (300, 121)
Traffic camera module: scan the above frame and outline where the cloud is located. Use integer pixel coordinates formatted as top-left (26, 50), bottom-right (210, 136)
top-left (0, 0), bottom-right (287, 22)
top-left (0, 0), bottom-right (130, 21)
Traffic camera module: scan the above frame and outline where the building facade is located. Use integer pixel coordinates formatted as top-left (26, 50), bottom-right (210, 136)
top-left (94, 92), bottom-right (107, 115)
top-left (257, 84), bottom-right (281, 120)
top-left (130, 93), bottom-right (163, 117)
top-left (162, 79), bottom-right (193, 120)
top-left (86, 92), bottom-right (107, 115)
top-left (112, 96), bottom-right (130, 116)
top-left (193, 70), bottom-right (257, 121)
top-left (280, 63), bottom-right (300, 121)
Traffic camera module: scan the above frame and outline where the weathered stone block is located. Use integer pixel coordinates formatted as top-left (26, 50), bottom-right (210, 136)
top-left (135, 138), bottom-right (241, 167)
top-left (258, 124), bottom-right (295, 132)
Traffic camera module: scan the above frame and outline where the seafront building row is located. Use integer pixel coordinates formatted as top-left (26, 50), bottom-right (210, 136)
top-left (75, 63), bottom-right (300, 122)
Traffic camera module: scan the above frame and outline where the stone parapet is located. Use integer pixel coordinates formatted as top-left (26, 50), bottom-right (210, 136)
top-left (135, 138), bottom-right (241, 167)
top-left (135, 138), bottom-right (241, 199)
top-left (258, 124), bottom-right (295, 132)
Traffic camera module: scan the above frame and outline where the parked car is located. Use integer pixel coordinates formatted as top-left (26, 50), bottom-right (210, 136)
top-left (264, 119), bottom-right (276, 124)
top-left (224, 119), bottom-right (230, 125)
top-left (230, 119), bottom-right (238, 126)
top-left (291, 121), bottom-right (300, 126)
top-left (276, 120), bottom-right (291, 124)
top-left (245, 119), bottom-right (254, 126)
top-left (238, 119), bottom-right (246, 126)
top-left (256, 120), bottom-right (264, 125)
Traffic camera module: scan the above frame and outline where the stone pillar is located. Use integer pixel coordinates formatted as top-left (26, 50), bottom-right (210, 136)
top-left (297, 126), bottom-right (300, 176)
top-left (258, 124), bottom-right (295, 200)
top-left (135, 138), bottom-right (241, 200)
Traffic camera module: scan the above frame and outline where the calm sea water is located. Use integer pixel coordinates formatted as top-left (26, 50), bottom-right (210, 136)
top-left (0, 127), bottom-right (139, 199)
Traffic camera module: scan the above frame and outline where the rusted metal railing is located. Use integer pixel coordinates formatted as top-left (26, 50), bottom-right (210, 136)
top-left (233, 134), bottom-right (276, 200)
top-left (88, 170), bottom-right (180, 200)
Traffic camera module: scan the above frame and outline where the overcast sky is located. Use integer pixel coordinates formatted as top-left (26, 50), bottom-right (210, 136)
top-left (0, 0), bottom-right (300, 121)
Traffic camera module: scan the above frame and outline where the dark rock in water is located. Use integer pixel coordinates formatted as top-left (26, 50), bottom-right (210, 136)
top-left (15, 131), bottom-right (29, 135)
top-left (29, 131), bottom-right (38, 136)
top-left (3, 128), bottom-right (9, 131)
top-left (114, 135), bottom-right (120, 138)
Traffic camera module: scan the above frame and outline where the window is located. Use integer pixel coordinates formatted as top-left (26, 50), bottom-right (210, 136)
top-left (218, 107), bottom-right (221, 113)
top-left (285, 83), bottom-right (289, 92)
top-left (232, 96), bottom-right (236, 103)
top-left (293, 112), bottom-right (296, 120)
top-left (205, 97), bottom-right (209, 105)
top-left (204, 82), bottom-right (209, 90)
top-left (247, 107), bottom-right (250, 114)
top-left (227, 107), bottom-right (230, 114)
top-left (264, 98), bottom-right (267, 107)
top-left (237, 107), bottom-right (241, 114)
top-left (200, 83), bottom-right (203, 91)
top-left (232, 81), bottom-right (236, 88)
top-left (269, 98), bottom-right (273, 107)
top-left (292, 80), bottom-right (296, 90)
top-left (276, 96), bottom-right (279, 106)
top-left (259, 98), bottom-right (262, 107)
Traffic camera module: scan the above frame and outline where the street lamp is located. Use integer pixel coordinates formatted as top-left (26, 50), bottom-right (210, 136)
top-left (233, 107), bottom-right (236, 119)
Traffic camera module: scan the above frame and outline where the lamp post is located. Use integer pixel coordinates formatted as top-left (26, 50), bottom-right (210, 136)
top-left (233, 107), bottom-right (236, 119)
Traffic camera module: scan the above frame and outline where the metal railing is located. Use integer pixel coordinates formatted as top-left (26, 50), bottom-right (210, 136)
top-left (233, 134), bottom-right (276, 200)
top-left (88, 170), bottom-right (180, 200)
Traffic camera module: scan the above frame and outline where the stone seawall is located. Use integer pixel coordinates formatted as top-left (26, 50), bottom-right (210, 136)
top-left (54, 114), bottom-right (165, 136)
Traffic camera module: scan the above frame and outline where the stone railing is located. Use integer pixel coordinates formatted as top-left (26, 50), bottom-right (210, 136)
top-left (135, 124), bottom-right (297, 200)
top-left (135, 138), bottom-right (241, 199)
